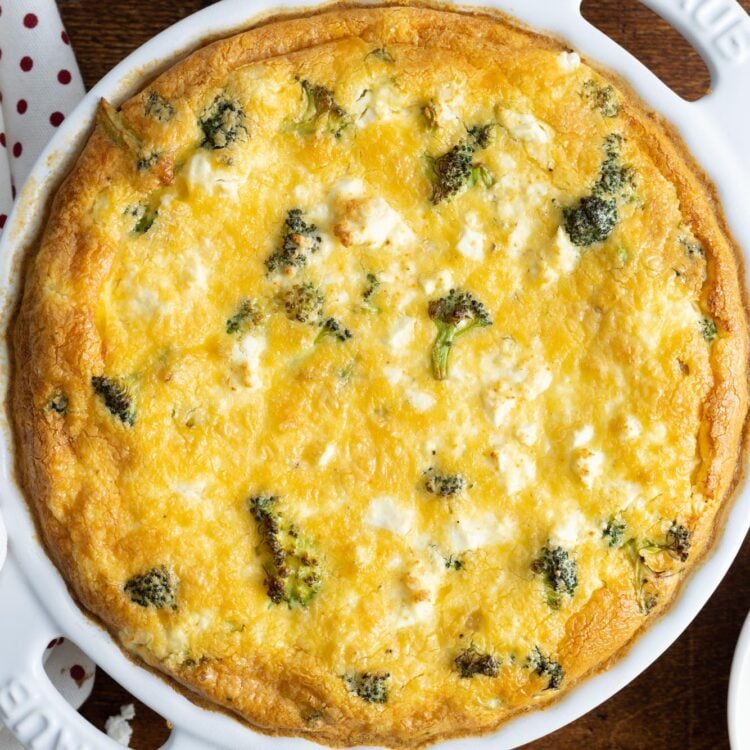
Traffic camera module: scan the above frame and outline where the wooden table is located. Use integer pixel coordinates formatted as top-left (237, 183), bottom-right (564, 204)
top-left (57, 0), bottom-right (750, 747)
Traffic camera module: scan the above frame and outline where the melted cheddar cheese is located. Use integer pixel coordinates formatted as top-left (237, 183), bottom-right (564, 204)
top-left (12, 6), bottom-right (747, 747)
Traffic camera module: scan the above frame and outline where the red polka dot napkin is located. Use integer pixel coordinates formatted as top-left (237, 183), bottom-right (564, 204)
top-left (0, 5), bottom-right (92, 747)
top-left (0, 1), bottom-right (84, 231)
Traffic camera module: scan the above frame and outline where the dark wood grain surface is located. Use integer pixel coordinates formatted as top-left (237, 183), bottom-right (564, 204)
top-left (56, 0), bottom-right (750, 747)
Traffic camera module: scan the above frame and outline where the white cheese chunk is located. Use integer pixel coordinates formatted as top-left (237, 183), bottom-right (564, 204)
top-left (421, 269), bottom-right (454, 296)
top-left (330, 179), bottom-right (414, 249)
top-left (549, 509), bottom-right (587, 547)
top-left (493, 442), bottom-right (537, 495)
top-left (387, 316), bottom-right (416, 352)
top-left (448, 512), bottom-right (517, 551)
top-left (574, 448), bottom-right (604, 488)
top-left (366, 496), bottom-right (415, 535)
top-left (542, 227), bottom-right (580, 284)
top-left (623, 414), bottom-right (642, 440)
top-left (229, 333), bottom-right (266, 390)
top-left (558, 51), bottom-right (581, 71)
top-left (183, 151), bottom-right (243, 198)
top-left (499, 109), bottom-right (553, 143)
top-left (405, 387), bottom-right (436, 413)
top-left (456, 215), bottom-right (486, 261)
top-left (573, 424), bottom-right (594, 448)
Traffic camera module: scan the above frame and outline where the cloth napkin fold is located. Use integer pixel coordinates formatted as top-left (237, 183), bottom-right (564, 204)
top-left (0, 4), bottom-right (94, 749)
top-left (0, 0), bottom-right (85, 229)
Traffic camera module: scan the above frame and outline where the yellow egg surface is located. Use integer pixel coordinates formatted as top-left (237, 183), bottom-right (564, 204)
top-left (11, 4), bottom-right (748, 747)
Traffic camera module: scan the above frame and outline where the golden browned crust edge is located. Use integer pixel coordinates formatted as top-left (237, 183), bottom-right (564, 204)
top-left (8, 3), bottom-right (749, 747)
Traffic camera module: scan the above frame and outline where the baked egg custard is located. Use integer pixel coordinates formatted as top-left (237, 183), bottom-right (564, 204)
top-left (11, 5), bottom-right (748, 747)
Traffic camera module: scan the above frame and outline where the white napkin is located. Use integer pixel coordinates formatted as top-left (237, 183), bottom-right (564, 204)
top-left (0, 4), bottom-right (94, 749)
top-left (0, 0), bottom-right (85, 228)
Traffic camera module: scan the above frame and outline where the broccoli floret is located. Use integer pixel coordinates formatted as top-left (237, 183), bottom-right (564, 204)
top-left (145, 91), bottom-right (174, 122)
top-left (291, 79), bottom-right (350, 138)
top-left (423, 467), bottom-right (466, 497)
top-left (531, 545), bottom-right (578, 609)
top-left (199, 95), bottom-right (247, 149)
top-left (429, 125), bottom-right (494, 204)
top-left (700, 316), bottom-right (717, 342)
top-left (367, 47), bottom-right (395, 63)
top-left (563, 195), bottom-right (618, 247)
top-left (280, 283), bottom-right (325, 323)
top-left (427, 289), bottom-right (492, 380)
top-left (249, 494), bottom-right (322, 607)
top-left (466, 124), bottom-right (493, 150)
top-left (316, 317), bottom-right (352, 343)
top-left (454, 646), bottom-right (501, 679)
top-left (603, 516), bottom-right (626, 547)
top-left (664, 522), bottom-right (692, 561)
top-left (126, 202), bottom-right (158, 234)
top-left (226, 298), bottom-right (263, 334)
top-left (582, 80), bottom-right (620, 117)
top-left (526, 647), bottom-right (564, 690)
top-left (343, 671), bottom-right (390, 703)
top-left (444, 555), bottom-right (464, 570)
top-left (124, 566), bottom-right (177, 609)
top-left (626, 521), bottom-right (693, 614)
top-left (91, 375), bottom-right (135, 426)
top-left (266, 209), bottom-right (322, 274)
top-left (48, 392), bottom-right (69, 415)
top-left (361, 272), bottom-right (381, 312)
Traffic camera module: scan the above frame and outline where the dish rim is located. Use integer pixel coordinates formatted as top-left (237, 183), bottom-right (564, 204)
top-left (1, 1), bottom-right (749, 748)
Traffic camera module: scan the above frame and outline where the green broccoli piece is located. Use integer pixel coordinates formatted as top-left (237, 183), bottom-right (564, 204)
top-left (423, 467), bottom-right (466, 497)
top-left (531, 544), bottom-right (578, 609)
top-left (199, 95), bottom-right (247, 149)
top-left (526, 647), bottom-right (564, 690)
top-left (343, 671), bottom-right (390, 703)
top-left (126, 202), bottom-right (158, 234)
top-left (582, 80), bottom-right (620, 117)
top-left (91, 375), bottom-right (135, 426)
top-left (626, 521), bottom-right (693, 614)
top-left (266, 209), bottom-right (322, 274)
top-left (454, 646), bottom-right (501, 678)
top-left (144, 91), bottom-right (174, 122)
top-left (226, 298), bottom-right (263, 334)
top-left (48, 392), bottom-right (69, 415)
top-left (563, 195), bottom-right (618, 247)
top-left (700, 317), bottom-right (717, 342)
top-left (291, 79), bottom-right (350, 138)
top-left (315, 317), bottom-right (352, 343)
top-left (361, 272), bottom-right (381, 312)
top-left (124, 566), bottom-right (177, 609)
top-left (444, 555), bottom-right (464, 570)
top-left (427, 289), bottom-right (492, 380)
top-left (280, 282), bottom-right (325, 323)
top-left (429, 125), bottom-right (494, 204)
top-left (603, 516), bottom-right (626, 547)
top-left (249, 494), bottom-right (322, 607)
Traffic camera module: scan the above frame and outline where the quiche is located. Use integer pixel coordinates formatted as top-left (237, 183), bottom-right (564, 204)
top-left (10, 3), bottom-right (748, 747)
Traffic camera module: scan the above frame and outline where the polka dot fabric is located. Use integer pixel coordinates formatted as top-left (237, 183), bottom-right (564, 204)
top-left (0, 6), bottom-right (88, 746)
top-left (0, 0), bottom-right (84, 234)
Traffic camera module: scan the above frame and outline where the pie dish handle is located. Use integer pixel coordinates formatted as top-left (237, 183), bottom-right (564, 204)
top-left (0, 555), bottom-right (126, 749)
top-left (637, 0), bottom-right (750, 165)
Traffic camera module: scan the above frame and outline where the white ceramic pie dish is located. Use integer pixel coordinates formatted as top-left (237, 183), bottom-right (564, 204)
top-left (0, 1), bottom-right (749, 748)
top-left (729, 609), bottom-right (750, 749)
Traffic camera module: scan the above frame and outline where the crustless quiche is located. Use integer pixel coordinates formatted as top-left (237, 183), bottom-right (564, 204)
top-left (10, 4), bottom-right (749, 747)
